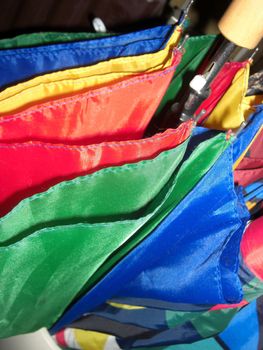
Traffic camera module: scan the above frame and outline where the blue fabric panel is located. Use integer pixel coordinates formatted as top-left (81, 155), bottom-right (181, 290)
top-left (117, 321), bottom-right (201, 348)
top-left (0, 25), bottom-right (173, 88)
top-left (50, 147), bottom-right (242, 334)
top-left (112, 146), bottom-right (248, 307)
top-left (219, 301), bottom-right (259, 350)
top-left (51, 111), bottom-right (262, 333)
top-left (89, 304), bottom-right (168, 330)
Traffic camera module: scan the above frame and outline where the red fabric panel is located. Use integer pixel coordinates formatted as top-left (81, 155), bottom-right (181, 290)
top-left (210, 300), bottom-right (248, 311)
top-left (241, 217), bottom-right (263, 280)
top-left (55, 330), bottom-right (67, 348)
top-left (0, 121), bottom-right (192, 217)
top-left (0, 56), bottom-right (181, 145)
top-left (196, 62), bottom-right (246, 124)
top-left (234, 128), bottom-right (263, 186)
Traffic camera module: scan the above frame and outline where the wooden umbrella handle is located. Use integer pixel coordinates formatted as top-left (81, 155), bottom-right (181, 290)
top-left (218, 0), bottom-right (263, 49)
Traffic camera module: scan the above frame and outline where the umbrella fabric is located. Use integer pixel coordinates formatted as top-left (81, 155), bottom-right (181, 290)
top-left (241, 216), bottom-right (263, 281)
top-left (0, 123), bottom-right (192, 217)
top-left (243, 181), bottom-right (263, 212)
top-left (0, 25), bottom-right (173, 88)
top-left (0, 141), bottom-right (189, 337)
top-left (196, 61), bottom-right (248, 124)
top-left (0, 59), bottom-right (181, 145)
top-left (54, 217), bottom-right (263, 349)
top-left (51, 130), bottom-right (231, 334)
top-left (203, 60), bottom-right (263, 130)
top-left (151, 35), bottom-right (216, 124)
top-left (155, 61), bottom-right (249, 132)
top-left (0, 137), bottom-right (189, 245)
top-left (90, 108), bottom-right (263, 308)
top-left (0, 32), bottom-right (108, 49)
top-left (0, 27), bottom-right (181, 116)
top-left (234, 127), bottom-right (263, 187)
top-left (203, 62), bottom-right (250, 130)
top-left (50, 108), bottom-right (263, 334)
top-left (217, 298), bottom-right (261, 350)
top-left (109, 148), bottom-right (249, 308)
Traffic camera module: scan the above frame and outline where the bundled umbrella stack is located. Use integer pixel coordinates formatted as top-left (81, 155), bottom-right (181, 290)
top-left (0, 0), bottom-right (262, 349)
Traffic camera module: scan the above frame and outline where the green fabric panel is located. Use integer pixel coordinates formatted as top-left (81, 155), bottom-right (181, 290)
top-left (136, 337), bottom-right (222, 350)
top-left (243, 277), bottom-right (263, 302)
top-left (156, 35), bottom-right (217, 115)
top-left (0, 141), bottom-right (188, 245)
top-left (167, 277), bottom-right (263, 342)
top-left (166, 310), bottom-right (202, 329)
top-left (85, 133), bottom-right (229, 293)
top-left (0, 32), bottom-right (108, 49)
top-left (0, 144), bottom-right (189, 337)
top-left (169, 338), bottom-right (222, 350)
top-left (0, 220), bottom-right (153, 337)
top-left (191, 307), bottom-right (238, 339)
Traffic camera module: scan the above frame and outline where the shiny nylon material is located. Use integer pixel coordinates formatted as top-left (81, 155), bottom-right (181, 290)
top-left (55, 219), bottom-right (263, 349)
top-left (241, 217), bottom-right (263, 281)
top-left (51, 132), bottom-right (229, 333)
top-left (0, 61), bottom-right (181, 144)
top-left (0, 32), bottom-right (107, 49)
top-left (0, 28), bottom-right (181, 116)
top-left (0, 140), bottom-right (188, 245)
top-left (111, 146), bottom-right (249, 308)
top-left (155, 35), bottom-right (216, 115)
top-left (0, 25), bottom-right (173, 88)
top-left (196, 62), bottom-right (247, 124)
top-left (110, 109), bottom-right (262, 311)
top-left (0, 142), bottom-right (189, 337)
top-left (204, 63), bottom-right (252, 130)
top-left (0, 124), bottom-right (192, 217)
top-left (234, 127), bottom-right (263, 187)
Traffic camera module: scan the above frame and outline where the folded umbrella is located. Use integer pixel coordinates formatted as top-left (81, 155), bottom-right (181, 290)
top-left (0, 60), bottom-right (182, 144)
top-left (51, 128), bottom-right (231, 334)
top-left (54, 217), bottom-right (263, 349)
top-left (0, 137), bottom-right (191, 337)
top-left (0, 123), bottom-right (192, 216)
top-left (0, 27), bottom-right (181, 116)
top-left (203, 61), bottom-right (263, 130)
top-left (151, 34), bottom-right (217, 124)
top-left (196, 61), bottom-right (249, 125)
top-left (0, 25), bottom-right (174, 88)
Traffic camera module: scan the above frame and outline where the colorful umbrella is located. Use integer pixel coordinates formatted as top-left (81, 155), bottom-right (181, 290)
top-left (53, 217), bottom-right (263, 349)
top-left (0, 27), bottom-right (181, 116)
top-left (0, 25), bottom-right (174, 88)
top-left (0, 124), bottom-right (191, 216)
top-left (50, 107), bottom-right (262, 334)
top-left (0, 58), bottom-right (181, 144)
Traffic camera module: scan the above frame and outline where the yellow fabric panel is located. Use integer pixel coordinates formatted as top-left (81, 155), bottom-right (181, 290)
top-left (246, 201), bottom-right (256, 210)
top-left (0, 28), bottom-right (181, 116)
top-left (74, 329), bottom-right (108, 350)
top-left (108, 301), bottom-right (145, 310)
top-left (241, 94), bottom-right (263, 120)
top-left (204, 63), bottom-right (250, 130)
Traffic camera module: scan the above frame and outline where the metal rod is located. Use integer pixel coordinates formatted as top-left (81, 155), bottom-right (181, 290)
top-left (180, 39), bottom-right (237, 121)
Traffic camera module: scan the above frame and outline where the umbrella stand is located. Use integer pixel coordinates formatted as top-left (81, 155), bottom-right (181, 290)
top-left (180, 0), bottom-right (263, 122)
